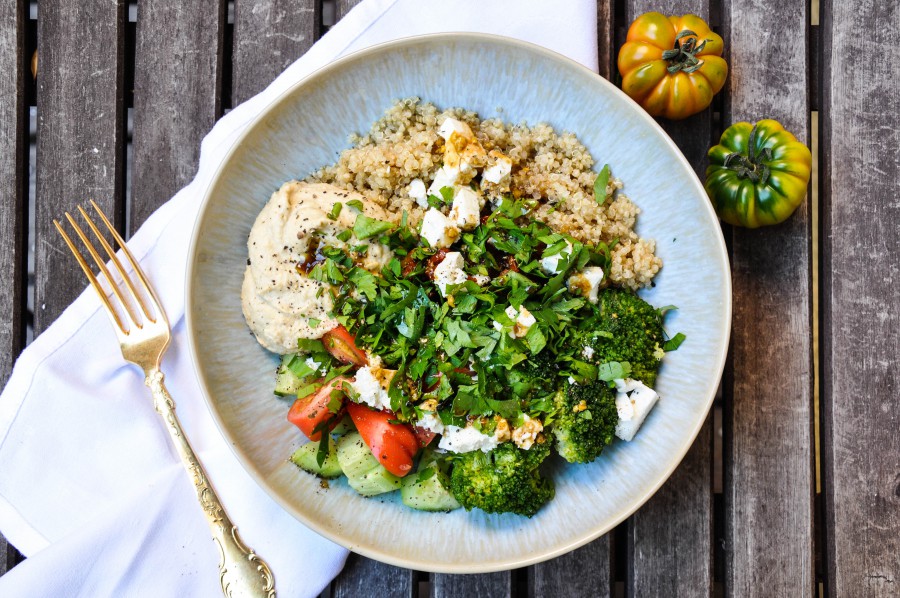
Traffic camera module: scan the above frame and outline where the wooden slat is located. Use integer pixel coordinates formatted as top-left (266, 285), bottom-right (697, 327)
top-left (332, 553), bottom-right (416, 598)
top-left (819, 1), bottom-right (900, 595)
top-left (231, 0), bottom-right (320, 106)
top-left (130, 0), bottom-right (225, 232)
top-left (432, 570), bottom-right (512, 598)
top-left (721, 0), bottom-right (814, 595)
top-left (0, 0), bottom-right (27, 389)
top-left (336, 0), bottom-right (362, 23)
top-left (531, 540), bottom-right (611, 597)
top-left (0, 0), bottom-right (32, 577)
top-left (629, 419), bottom-right (713, 595)
top-left (619, 1), bottom-right (715, 594)
top-left (595, 0), bottom-right (614, 80)
top-left (34, 0), bottom-right (126, 333)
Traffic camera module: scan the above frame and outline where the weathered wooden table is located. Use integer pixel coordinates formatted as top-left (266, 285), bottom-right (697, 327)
top-left (2, 0), bottom-right (897, 595)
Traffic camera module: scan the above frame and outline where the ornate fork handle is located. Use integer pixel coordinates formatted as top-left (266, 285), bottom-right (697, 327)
top-left (145, 369), bottom-right (276, 598)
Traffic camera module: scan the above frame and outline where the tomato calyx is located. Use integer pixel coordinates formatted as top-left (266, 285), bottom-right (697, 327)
top-left (662, 30), bottom-right (710, 74)
top-left (722, 124), bottom-right (774, 184)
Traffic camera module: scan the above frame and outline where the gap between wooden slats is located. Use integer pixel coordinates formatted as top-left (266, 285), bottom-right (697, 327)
top-left (721, 0), bottom-right (815, 595)
top-left (0, 0), bottom-right (30, 576)
top-left (818, 0), bottom-right (900, 595)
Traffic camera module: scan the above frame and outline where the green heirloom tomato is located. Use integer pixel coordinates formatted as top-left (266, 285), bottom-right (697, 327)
top-left (705, 120), bottom-right (811, 228)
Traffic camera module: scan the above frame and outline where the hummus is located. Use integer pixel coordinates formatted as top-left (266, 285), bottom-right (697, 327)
top-left (241, 181), bottom-right (394, 354)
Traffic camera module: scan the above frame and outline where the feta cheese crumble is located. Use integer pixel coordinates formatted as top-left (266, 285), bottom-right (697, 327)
top-left (433, 251), bottom-right (468, 296)
top-left (420, 207), bottom-right (459, 248)
top-left (438, 117), bottom-right (474, 141)
top-left (581, 346), bottom-right (595, 360)
top-left (493, 305), bottom-right (536, 338)
top-left (428, 165), bottom-right (460, 197)
top-left (567, 266), bottom-right (605, 303)
top-left (541, 241), bottom-right (574, 274)
top-left (351, 366), bottom-right (393, 412)
top-left (483, 149), bottom-right (512, 184)
top-left (417, 410), bottom-right (445, 434)
top-left (408, 178), bottom-right (427, 208)
top-left (438, 424), bottom-right (501, 454)
top-left (449, 186), bottom-right (482, 230)
top-left (613, 378), bottom-right (659, 441)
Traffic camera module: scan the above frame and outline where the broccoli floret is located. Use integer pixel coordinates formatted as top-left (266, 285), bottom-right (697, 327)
top-left (581, 288), bottom-right (665, 387)
top-left (449, 441), bottom-right (554, 517)
top-left (551, 380), bottom-right (618, 463)
top-left (503, 349), bottom-right (559, 402)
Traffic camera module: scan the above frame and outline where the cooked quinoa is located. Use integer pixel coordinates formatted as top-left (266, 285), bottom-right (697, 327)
top-left (308, 98), bottom-right (661, 289)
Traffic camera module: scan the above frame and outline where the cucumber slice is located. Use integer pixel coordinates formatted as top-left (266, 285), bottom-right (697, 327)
top-left (290, 440), bottom-right (343, 479)
top-left (274, 354), bottom-right (304, 396)
top-left (336, 432), bottom-right (401, 496)
top-left (329, 415), bottom-right (355, 437)
top-left (401, 451), bottom-right (460, 512)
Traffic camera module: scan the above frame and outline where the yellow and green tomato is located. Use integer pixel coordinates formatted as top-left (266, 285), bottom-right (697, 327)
top-left (618, 12), bottom-right (728, 120)
top-left (705, 120), bottom-right (811, 228)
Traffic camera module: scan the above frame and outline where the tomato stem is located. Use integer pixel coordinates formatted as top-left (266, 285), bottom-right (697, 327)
top-left (723, 124), bottom-right (773, 185)
top-left (662, 29), bottom-right (711, 74)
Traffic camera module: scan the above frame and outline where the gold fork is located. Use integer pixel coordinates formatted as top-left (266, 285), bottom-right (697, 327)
top-left (54, 201), bottom-right (276, 598)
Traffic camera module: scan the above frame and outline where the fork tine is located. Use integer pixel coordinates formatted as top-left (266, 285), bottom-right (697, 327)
top-left (89, 199), bottom-right (166, 325)
top-left (76, 204), bottom-right (154, 323)
top-left (54, 218), bottom-right (128, 334)
top-left (64, 212), bottom-right (143, 329)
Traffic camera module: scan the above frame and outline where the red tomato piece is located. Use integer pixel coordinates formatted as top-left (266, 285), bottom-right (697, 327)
top-left (287, 377), bottom-right (348, 441)
top-left (424, 249), bottom-right (449, 280)
top-left (346, 402), bottom-right (420, 477)
top-left (322, 325), bottom-right (368, 366)
top-left (413, 425), bottom-right (436, 448)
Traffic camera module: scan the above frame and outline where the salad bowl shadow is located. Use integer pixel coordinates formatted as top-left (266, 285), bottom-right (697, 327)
top-left (185, 33), bottom-right (731, 573)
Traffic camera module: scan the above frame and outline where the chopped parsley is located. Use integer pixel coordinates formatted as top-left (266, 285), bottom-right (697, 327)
top-left (593, 164), bottom-right (610, 204)
top-left (353, 214), bottom-right (395, 240)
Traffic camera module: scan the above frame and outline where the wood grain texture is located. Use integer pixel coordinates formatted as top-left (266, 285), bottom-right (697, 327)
top-left (0, 0), bottom-right (28, 570)
top-left (0, 0), bottom-right (27, 402)
top-left (231, 0), bottom-right (320, 105)
top-left (531, 539), bottom-right (611, 597)
top-left (34, 0), bottom-right (126, 333)
top-left (432, 570), bottom-right (512, 598)
top-left (332, 553), bottom-right (416, 598)
top-left (336, 0), bottom-right (362, 22)
top-left (629, 417), bottom-right (713, 596)
top-left (595, 0), bottom-right (614, 81)
top-left (130, 0), bottom-right (225, 233)
top-left (620, 2), bottom-right (714, 595)
top-left (819, 0), bottom-right (900, 595)
top-left (721, 0), bottom-right (814, 595)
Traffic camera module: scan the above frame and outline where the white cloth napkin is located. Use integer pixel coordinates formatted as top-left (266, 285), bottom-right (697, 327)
top-left (0, 1), bottom-right (598, 595)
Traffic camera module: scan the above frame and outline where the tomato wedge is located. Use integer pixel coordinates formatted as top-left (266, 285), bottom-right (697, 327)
top-left (287, 377), bottom-right (348, 441)
top-left (322, 325), bottom-right (368, 366)
top-left (413, 426), bottom-right (436, 448)
top-left (346, 402), bottom-right (419, 477)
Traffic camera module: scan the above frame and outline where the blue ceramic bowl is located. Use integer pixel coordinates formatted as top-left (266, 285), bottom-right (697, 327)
top-left (186, 33), bottom-right (731, 573)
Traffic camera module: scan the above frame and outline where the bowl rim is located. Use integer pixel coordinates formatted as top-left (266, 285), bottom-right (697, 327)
top-left (185, 31), bottom-right (732, 573)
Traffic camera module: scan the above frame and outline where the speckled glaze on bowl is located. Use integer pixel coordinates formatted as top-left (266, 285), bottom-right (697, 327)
top-left (186, 33), bottom-right (731, 573)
